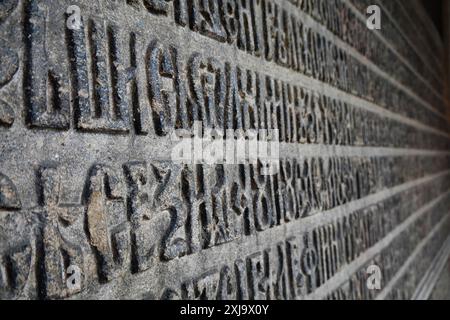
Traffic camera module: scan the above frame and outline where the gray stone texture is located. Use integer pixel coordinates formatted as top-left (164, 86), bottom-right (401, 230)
top-left (0, 0), bottom-right (450, 299)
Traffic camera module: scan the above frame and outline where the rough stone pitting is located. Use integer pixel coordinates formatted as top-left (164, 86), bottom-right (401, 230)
top-left (0, 0), bottom-right (449, 300)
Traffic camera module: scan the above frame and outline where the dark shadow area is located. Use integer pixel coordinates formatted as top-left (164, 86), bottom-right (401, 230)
top-left (421, 0), bottom-right (444, 39)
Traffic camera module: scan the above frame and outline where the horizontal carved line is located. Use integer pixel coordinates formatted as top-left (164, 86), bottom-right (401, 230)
top-left (4, 130), bottom-right (450, 174)
top-left (276, 144), bottom-right (450, 158)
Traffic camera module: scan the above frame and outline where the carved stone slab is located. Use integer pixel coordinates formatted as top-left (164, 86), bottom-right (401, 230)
top-left (0, 0), bottom-right (449, 299)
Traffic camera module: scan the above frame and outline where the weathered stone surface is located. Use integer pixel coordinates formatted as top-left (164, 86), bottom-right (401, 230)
top-left (0, 0), bottom-right (449, 299)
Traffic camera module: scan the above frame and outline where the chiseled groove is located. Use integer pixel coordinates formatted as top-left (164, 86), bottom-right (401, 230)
top-left (282, 144), bottom-right (450, 158)
top-left (152, 138), bottom-right (450, 161)
top-left (396, 0), bottom-right (444, 69)
top-left (412, 236), bottom-right (450, 300)
top-left (343, 0), bottom-right (444, 102)
top-left (277, 0), bottom-right (447, 120)
top-left (113, 1), bottom-right (450, 138)
top-left (306, 189), bottom-right (450, 300)
top-left (3, 129), bottom-right (449, 168)
top-left (376, 214), bottom-right (450, 300)
top-left (71, 170), bottom-right (450, 299)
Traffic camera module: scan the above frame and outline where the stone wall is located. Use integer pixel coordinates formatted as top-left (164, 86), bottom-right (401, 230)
top-left (0, 0), bottom-right (449, 299)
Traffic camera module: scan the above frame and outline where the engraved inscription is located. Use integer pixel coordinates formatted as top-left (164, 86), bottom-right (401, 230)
top-left (1, 0), bottom-right (449, 300)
